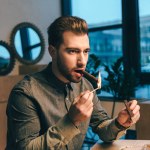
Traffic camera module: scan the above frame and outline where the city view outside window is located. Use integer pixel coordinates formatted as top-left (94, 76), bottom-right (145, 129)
top-left (71, 0), bottom-right (122, 97)
top-left (69, 0), bottom-right (150, 99)
top-left (71, 0), bottom-right (122, 66)
top-left (89, 29), bottom-right (122, 66)
top-left (139, 0), bottom-right (150, 72)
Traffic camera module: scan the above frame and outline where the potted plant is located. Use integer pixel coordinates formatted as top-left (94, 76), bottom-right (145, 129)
top-left (86, 55), bottom-right (139, 118)
top-left (102, 57), bottom-right (139, 118)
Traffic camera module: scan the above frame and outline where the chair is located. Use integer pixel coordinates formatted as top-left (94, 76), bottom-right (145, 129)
top-left (136, 101), bottom-right (150, 140)
top-left (0, 75), bottom-right (23, 150)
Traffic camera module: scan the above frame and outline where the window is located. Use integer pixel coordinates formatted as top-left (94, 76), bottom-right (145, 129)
top-left (14, 28), bottom-right (41, 60)
top-left (61, 0), bottom-right (150, 99)
top-left (139, 0), bottom-right (150, 73)
top-left (69, 0), bottom-right (123, 67)
top-left (71, 0), bottom-right (122, 27)
top-left (89, 29), bottom-right (122, 66)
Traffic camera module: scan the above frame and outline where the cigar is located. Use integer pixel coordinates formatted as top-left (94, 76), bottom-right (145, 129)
top-left (81, 70), bottom-right (98, 82)
top-left (124, 100), bottom-right (133, 120)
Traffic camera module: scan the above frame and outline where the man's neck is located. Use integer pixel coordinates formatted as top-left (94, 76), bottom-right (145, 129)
top-left (51, 62), bottom-right (69, 84)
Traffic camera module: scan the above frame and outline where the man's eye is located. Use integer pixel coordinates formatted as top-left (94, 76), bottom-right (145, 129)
top-left (68, 50), bottom-right (78, 54)
top-left (84, 50), bottom-right (90, 54)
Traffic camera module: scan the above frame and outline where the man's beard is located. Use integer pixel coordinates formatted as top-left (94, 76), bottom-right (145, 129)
top-left (57, 55), bottom-right (82, 83)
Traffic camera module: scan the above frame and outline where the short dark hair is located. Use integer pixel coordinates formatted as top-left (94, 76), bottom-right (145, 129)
top-left (47, 16), bottom-right (88, 48)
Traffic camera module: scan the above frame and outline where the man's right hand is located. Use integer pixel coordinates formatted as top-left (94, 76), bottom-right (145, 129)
top-left (68, 90), bottom-right (94, 126)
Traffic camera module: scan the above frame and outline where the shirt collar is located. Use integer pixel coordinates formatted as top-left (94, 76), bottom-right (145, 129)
top-left (43, 62), bottom-right (73, 91)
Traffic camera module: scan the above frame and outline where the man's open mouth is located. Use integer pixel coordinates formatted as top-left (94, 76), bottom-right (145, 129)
top-left (74, 69), bottom-right (83, 73)
top-left (74, 69), bottom-right (84, 76)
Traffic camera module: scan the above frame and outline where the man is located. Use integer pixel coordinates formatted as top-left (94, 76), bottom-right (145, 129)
top-left (6, 16), bottom-right (140, 150)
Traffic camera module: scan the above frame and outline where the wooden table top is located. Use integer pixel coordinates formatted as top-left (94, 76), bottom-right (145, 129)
top-left (91, 140), bottom-right (150, 150)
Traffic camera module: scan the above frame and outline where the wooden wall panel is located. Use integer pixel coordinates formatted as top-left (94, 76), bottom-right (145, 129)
top-left (136, 101), bottom-right (150, 139)
top-left (0, 75), bottom-right (23, 101)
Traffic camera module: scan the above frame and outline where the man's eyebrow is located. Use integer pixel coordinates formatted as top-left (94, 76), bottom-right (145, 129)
top-left (65, 47), bottom-right (90, 50)
top-left (86, 48), bottom-right (90, 51)
top-left (65, 47), bottom-right (77, 50)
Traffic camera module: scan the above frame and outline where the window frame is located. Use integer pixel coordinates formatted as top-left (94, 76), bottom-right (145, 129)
top-left (61, 0), bottom-right (150, 84)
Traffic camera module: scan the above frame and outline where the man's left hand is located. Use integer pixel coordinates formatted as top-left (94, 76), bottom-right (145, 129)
top-left (116, 100), bottom-right (140, 128)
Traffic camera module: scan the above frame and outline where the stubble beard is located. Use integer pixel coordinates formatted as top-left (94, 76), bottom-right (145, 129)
top-left (57, 56), bottom-right (82, 83)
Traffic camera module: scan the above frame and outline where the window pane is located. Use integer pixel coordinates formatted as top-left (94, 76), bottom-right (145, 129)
top-left (89, 29), bottom-right (123, 66)
top-left (71, 0), bottom-right (122, 27)
top-left (88, 29), bottom-right (122, 97)
top-left (139, 0), bottom-right (150, 72)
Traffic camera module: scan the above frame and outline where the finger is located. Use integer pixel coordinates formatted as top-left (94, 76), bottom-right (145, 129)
top-left (73, 91), bottom-right (89, 104)
top-left (88, 92), bottom-right (94, 101)
top-left (85, 101), bottom-right (93, 111)
top-left (83, 91), bottom-right (94, 105)
top-left (133, 111), bottom-right (140, 120)
top-left (80, 97), bottom-right (93, 110)
top-left (85, 104), bottom-right (93, 117)
top-left (132, 105), bottom-right (140, 115)
top-left (131, 112), bottom-right (140, 124)
top-left (79, 91), bottom-right (91, 104)
top-left (80, 91), bottom-right (87, 97)
top-left (129, 100), bottom-right (137, 110)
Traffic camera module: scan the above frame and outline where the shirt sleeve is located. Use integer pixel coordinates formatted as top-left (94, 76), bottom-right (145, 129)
top-left (95, 119), bottom-right (127, 142)
top-left (6, 90), bottom-right (80, 150)
top-left (89, 95), bottom-right (126, 142)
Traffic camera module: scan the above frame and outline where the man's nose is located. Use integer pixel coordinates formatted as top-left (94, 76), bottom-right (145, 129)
top-left (77, 53), bottom-right (87, 66)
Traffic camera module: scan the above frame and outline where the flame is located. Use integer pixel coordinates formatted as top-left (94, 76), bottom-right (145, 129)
top-left (97, 71), bottom-right (101, 89)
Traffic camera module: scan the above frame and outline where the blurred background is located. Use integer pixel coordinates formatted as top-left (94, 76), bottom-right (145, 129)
top-left (0, 0), bottom-right (150, 149)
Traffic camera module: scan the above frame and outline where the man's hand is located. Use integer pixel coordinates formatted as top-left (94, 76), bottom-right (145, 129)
top-left (116, 100), bottom-right (140, 128)
top-left (68, 90), bottom-right (94, 126)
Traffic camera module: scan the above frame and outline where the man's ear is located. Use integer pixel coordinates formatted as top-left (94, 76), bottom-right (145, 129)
top-left (48, 45), bottom-right (56, 58)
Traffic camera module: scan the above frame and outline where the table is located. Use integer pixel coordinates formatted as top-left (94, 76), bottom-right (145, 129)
top-left (91, 140), bottom-right (150, 150)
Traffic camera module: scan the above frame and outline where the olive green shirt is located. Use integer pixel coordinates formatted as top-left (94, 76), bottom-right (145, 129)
top-left (6, 63), bottom-right (125, 150)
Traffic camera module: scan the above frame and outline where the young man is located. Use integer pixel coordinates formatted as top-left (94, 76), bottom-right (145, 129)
top-left (6, 16), bottom-right (140, 150)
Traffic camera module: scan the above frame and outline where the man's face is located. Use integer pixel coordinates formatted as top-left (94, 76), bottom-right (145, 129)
top-left (53, 31), bottom-right (90, 83)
